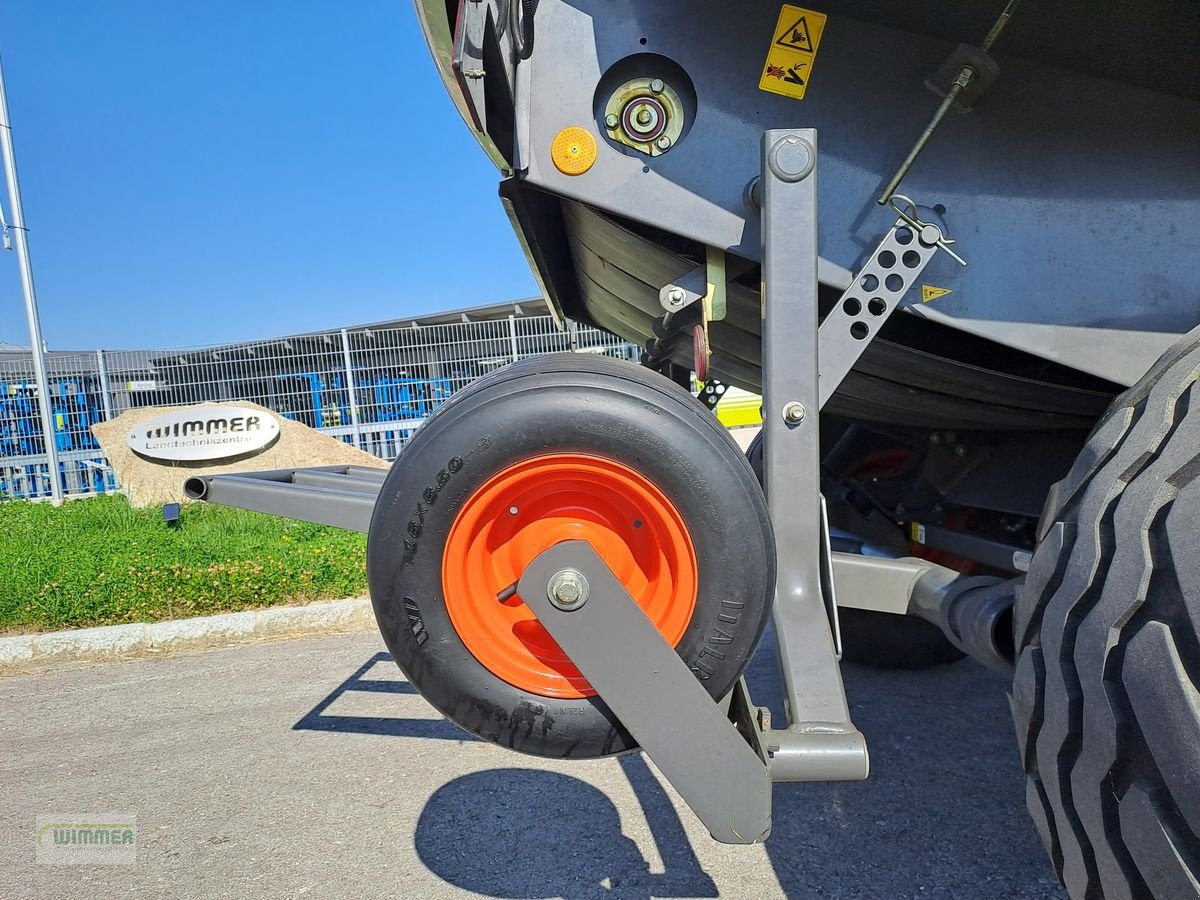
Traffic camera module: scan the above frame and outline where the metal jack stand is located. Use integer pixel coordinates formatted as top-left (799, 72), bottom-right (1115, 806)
top-left (513, 130), bottom-right (868, 845)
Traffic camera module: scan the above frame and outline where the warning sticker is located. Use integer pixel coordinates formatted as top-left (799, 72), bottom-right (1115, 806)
top-left (920, 285), bottom-right (953, 303)
top-left (759, 5), bottom-right (827, 101)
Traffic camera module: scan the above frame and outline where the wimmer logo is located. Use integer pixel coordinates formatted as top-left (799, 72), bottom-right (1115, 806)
top-left (143, 414), bottom-right (264, 440)
top-left (36, 814), bottom-right (137, 865)
top-left (127, 405), bottom-right (280, 463)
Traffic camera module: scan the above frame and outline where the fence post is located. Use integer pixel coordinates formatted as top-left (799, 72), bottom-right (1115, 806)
top-left (1, 57), bottom-right (63, 503)
top-left (339, 328), bottom-right (363, 449)
top-left (95, 349), bottom-right (114, 421)
top-left (508, 314), bottom-right (520, 362)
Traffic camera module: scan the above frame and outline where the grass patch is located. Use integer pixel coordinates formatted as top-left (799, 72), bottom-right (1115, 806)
top-left (1, 495), bottom-right (367, 633)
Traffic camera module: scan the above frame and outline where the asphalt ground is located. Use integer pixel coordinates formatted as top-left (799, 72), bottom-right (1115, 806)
top-left (1, 627), bottom-right (1065, 899)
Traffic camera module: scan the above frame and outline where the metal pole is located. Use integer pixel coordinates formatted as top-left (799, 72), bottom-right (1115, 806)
top-left (95, 350), bottom-right (113, 421)
top-left (339, 328), bottom-right (363, 449)
top-left (507, 314), bottom-right (519, 362)
top-left (0, 54), bottom-right (62, 503)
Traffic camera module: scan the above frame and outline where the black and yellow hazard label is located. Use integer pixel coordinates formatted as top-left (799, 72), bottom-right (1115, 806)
top-left (921, 285), bottom-right (953, 303)
top-left (758, 5), bottom-right (827, 100)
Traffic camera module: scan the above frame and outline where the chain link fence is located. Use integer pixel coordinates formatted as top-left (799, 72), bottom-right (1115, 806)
top-left (1, 314), bottom-right (638, 501)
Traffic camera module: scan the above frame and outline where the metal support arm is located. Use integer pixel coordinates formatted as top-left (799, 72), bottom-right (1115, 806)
top-left (518, 541), bottom-right (773, 844)
top-left (760, 130), bottom-right (868, 781)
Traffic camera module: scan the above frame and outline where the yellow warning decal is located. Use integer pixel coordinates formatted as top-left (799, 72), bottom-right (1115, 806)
top-left (911, 522), bottom-right (927, 544)
top-left (758, 5), bottom-right (827, 101)
top-left (921, 285), bottom-right (953, 303)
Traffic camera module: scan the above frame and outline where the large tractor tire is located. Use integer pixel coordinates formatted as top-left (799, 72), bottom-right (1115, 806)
top-left (368, 354), bottom-right (776, 758)
top-left (1011, 326), bottom-right (1200, 899)
top-left (745, 429), bottom-right (964, 669)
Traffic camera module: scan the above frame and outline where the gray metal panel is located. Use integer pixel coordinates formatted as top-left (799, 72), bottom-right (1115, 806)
top-left (518, 1), bottom-right (1200, 360)
top-left (517, 541), bottom-right (773, 844)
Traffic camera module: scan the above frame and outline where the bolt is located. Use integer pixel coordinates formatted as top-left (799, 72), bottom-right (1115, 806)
top-left (782, 401), bottom-right (806, 424)
top-left (666, 287), bottom-right (686, 307)
top-left (768, 135), bottom-right (815, 183)
top-left (636, 107), bottom-right (653, 125)
top-left (547, 569), bottom-right (589, 610)
top-left (655, 134), bottom-right (672, 151)
top-left (649, 78), bottom-right (665, 94)
top-left (954, 444), bottom-right (968, 457)
top-left (604, 113), bottom-right (619, 129)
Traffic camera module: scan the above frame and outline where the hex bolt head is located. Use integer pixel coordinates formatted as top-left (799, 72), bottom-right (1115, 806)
top-left (649, 78), bottom-right (665, 94)
top-left (636, 107), bottom-right (653, 125)
top-left (666, 287), bottom-right (686, 307)
top-left (604, 113), bottom-right (619, 129)
top-left (782, 401), bottom-right (806, 424)
top-left (547, 568), bottom-right (589, 610)
top-left (655, 134), bottom-right (672, 151)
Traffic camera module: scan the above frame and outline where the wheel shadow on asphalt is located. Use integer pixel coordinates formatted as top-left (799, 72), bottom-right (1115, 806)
top-left (413, 758), bottom-right (719, 899)
top-left (292, 651), bottom-right (473, 741)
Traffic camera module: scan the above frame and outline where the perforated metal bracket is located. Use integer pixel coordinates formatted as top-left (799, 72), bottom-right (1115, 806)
top-left (817, 220), bottom-right (940, 408)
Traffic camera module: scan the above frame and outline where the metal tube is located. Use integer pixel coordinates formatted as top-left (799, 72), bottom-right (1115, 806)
top-left (981, 0), bottom-right (1023, 53)
top-left (185, 473), bottom-right (377, 533)
top-left (876, 67), bottom-right (974, 205)
top-left (0, 54), bottom-right (63, 503)
top-left (876, 0), bottom-right (1021, 205)
top-left (95, 349), bottom-right (113, 421)
top-left (339, 328), bottom-right (363, 449)
top-left (507, 314), bottom-right (520, 361)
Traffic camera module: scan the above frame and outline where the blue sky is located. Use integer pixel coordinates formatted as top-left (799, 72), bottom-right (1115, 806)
top-left (0, 1), bottom-right (537, 350)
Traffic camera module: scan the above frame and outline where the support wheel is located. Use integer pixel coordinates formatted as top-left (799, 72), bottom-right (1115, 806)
top-left (1012, 326), bottom-right (1200, 898)
top-left (368, 354), bottom-right (776, 758)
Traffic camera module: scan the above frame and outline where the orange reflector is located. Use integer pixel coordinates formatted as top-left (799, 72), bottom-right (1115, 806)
top-left (551, 126), bottom-right (597, 175)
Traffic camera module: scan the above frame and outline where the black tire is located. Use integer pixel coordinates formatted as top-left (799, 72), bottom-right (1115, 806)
top-left (368, 353), bottom-right (776, 758)
top-left (1011, 326), bottom-right (1200, 899)
top-left (746, 430), bottom-right (965, 669)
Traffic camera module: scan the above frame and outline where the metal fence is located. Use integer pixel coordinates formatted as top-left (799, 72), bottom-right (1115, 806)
top-left (0, 314), bottom-right (638, 501)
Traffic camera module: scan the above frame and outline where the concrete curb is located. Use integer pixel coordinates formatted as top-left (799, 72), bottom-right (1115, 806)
top-left (0, 597), bottom-right (375, 672)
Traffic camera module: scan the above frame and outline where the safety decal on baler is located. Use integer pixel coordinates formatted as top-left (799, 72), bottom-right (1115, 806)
top-left (758, 5), bottom-right (827, 100)
top-left (920, 285), bottom-right (953, 303)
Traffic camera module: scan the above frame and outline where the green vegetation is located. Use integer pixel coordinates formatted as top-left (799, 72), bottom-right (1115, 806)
top-left (1, 495), bottom-right (367, 633)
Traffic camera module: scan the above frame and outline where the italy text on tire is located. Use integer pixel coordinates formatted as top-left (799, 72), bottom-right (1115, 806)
top-left (1011, 325), bottom-right (1200, 899)
top-left (367, 353), bottom-right (776, 758)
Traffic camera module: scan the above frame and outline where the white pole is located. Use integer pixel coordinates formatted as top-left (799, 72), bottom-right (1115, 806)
top-left (95, 349), bottom-right (113, 420)
top-left (339, 328), bottom-right (363, 449)
top-left (0, 54), bottom-right (63, 503)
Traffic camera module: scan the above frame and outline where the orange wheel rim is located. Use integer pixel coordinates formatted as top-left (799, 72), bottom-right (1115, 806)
top-left (442, 453), bottom-right (698, 698)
